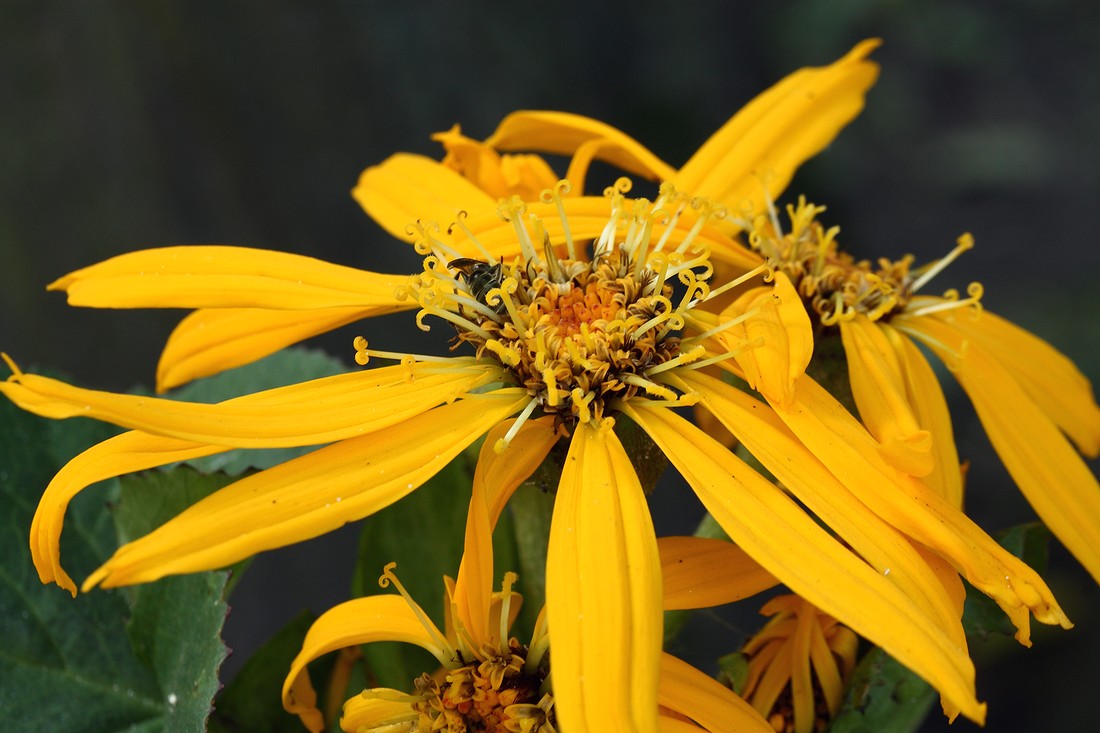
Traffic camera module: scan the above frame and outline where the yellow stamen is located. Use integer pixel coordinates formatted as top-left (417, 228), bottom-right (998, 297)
top-left (378, 563), bottom-right (458, 668)
top-left (908, 233), bottom-right (975, 294)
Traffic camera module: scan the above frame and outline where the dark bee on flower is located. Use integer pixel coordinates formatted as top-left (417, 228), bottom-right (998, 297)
top-left (450, 258), bottom-right (506, 313)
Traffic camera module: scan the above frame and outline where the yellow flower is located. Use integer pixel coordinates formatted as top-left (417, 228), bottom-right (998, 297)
top-left (283, 417), bottom-right (780, 733)
top-left (745, 197), bottom-right (1100, 587)
top-left (4, 180), bottom-right (1017, 724)
top-left (739, 595), bottom-right (859, 733)
top-left (0, 40), bottom-right (1068, 727)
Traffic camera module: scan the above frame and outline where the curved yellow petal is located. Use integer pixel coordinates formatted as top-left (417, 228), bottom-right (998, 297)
top-left (774, 374), bottom-right (1070, 641)
top-left (623, 403), bottom-right (986, 724)
top-left (658, 536), bottom-right (779, 610)
top-left (673, 40), bottom-right (880, 211)
top-left (282, 595), bottom-right (443, 733)
top-left (484, 110), bottom-right (678, 183)
top-left (677, 370), bottom-right (966, 650)
top-left (942, 308), bottom-right (1100, 457)
top-left (29, 430), bottom-right (225, 595)
top-left (908, 315), bottom-right (1100, 584)
top-left (433, 124), bottom-right (560, 201)
top-left (353, 153), bottom-right (498, 241)
top-left (840, 315), bottom-right (934, 476)
top-left (884, 323), bottom-right (963, 506)
top-left (658, 653), bottom-right (773, 733)
top-left (83, 393), bottom-right (527, 589)
top-left (453, 417), bottom-right (557, 647)
top-left (48, 246), bottom-right (409, 310)
top-left (340, 692), bottom-right (418, 733)
top-left (722, 271), bottom-right (813, 408)
top-left (546, 422), bottom-right (662, 733)
top-left (156, 305), bottom-right (414, 392)
top-left (1, 361), bottom-right (500, 448)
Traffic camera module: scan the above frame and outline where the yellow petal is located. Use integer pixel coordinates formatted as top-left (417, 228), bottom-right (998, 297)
top-left (839, 315), bottom-right (934, 476)
top-left (722, 271), bottom-right (813, 407)
top-left (30, 430), bottom-right (226, 594)
top-left (909, 315), bottom-right (1100, 584)
top-left (340, 693), bottom-right (417, 733)
top-left (48, 246), bottom-right (409, 310)
top-left (484, 110), bottom-right (678, 182)
top-left (1, 360), bottom-right (500, 448)
top-left (673, 40), bottom-right (880, 211)
top-left (433, 124), bottom-right (560, 200)
top-left (943, 308), bottom-right (1100, 457)
top-left (884, 323), bottom-right (963, 506)
top-left (82, 392), bottom-right (527, 589)
top-left (282, 595), bottom-right (444, 733)
top-left (658, 653), bottom-right (773, 733)
top-left (775, 374), bottom-right (1070, 641)
top-left (657, 536), bottom-right (778, 610)
top-left (453, 417), bottom-right (557, 647)
top-left (623, 403), bottom-right (986, 724)
top-left (546, 422), bottom-right (662, 733)
top-left (156, 305), bottom-right (412, 392)
top-left (352, 153), bottom-right (498, 241)
top-left (675, 370), bottom-right (967, 649)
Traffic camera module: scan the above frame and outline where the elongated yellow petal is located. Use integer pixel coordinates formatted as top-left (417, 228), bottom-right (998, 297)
top-left (723, 271), bottom-right (813, 408)
top-left (82, 393), bottom-right (527, 589)
top-left (30, 430), bottom-right (227, 594)
top-left (1, 360), bottom-right (500, 448)
top-left (658, 653), bottom-right (773, 733)
top-left (353, 153), bottom-right (499, 241)
top-left (453, 417), bottom-right (557, 647)
top-left (942, 308), bottom-right (1100, 457)
top-left (283, 595), bottom-right (444, 733)
top-left (775, 375), bottom-right (1070, 640)
top-left (624, 403), bottom-right (986, 724)
top-left (677, 370), bottom-right (966, 650)
top-left (657, 536), bottom-right (778, 610)
top-left (909, 315), bottom-right (1100, 584)
top-left (546, 422), bottom-right (662, 733)
top-left (156, 305), bottom-right (413, 392)
top-left (49, 246), bottom-right (409, 310)
top-left (884, 323), bottom-right (963, 505)
top-left (340, 693), bottom-right (417, 733)
top-left (840, 315), bottom-right (933, 476)
top-left (484, 110), bottom-right (678, 182)
top-left (674, 40), bottom-right (880, 211)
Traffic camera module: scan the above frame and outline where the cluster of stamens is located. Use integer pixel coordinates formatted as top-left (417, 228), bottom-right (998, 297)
top-left (360, 565), bottom-right (555, 733)
top-left (744, 196), bottom-right (983, 328)
top-left (369, 178), bottom-right (767, 448)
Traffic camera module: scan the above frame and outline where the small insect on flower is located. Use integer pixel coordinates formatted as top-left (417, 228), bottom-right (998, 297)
top-left (449, 257), bottom-right (507, 313)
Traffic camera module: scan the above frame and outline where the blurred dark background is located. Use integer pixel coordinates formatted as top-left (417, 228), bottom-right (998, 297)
top-left (2, 1), bottom-right (1097, 730)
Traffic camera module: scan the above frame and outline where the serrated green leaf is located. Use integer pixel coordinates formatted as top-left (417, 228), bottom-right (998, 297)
top-left (210, 612), bottom-right (320, 733)
top-left (828, 647), bottom-right (936, 733)
top-left (0, 397), bottom-right (228, 732)
top-left (168, 347), bottom-right (347, 476)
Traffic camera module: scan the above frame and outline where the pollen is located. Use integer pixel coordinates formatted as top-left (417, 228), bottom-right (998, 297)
top-left (407, 179), bottom-right (723, 433)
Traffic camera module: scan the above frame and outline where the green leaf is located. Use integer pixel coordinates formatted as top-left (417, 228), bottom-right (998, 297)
top-left (828, 647), bottom-right (937, 733)
top-left (716, 652), bottom-right (750, 695)
top-left (0, 398), bottom-right (230, 732)
top-left (168, 347), bottom-right (347, 476)
top-left (210, 612), bottom-right (320, 733)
